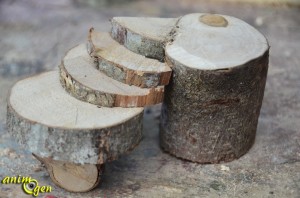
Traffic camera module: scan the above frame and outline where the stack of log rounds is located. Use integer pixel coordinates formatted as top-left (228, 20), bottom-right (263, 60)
top-left (59, 44), bottom-right (164, 107)
top-left (111, 13), bottom-right (269, 163)
top-left (7, 15), bottom-right (175, 191)
top-left (6, 12), bottom-right (269, 192)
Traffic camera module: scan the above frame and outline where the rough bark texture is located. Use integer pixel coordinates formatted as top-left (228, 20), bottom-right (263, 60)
top-left (59, 60), bottom-right (165, 108)
top-left (7, 102), bottom-right (144, 164)
top-left (97, 58), bottom-right (171, 88)
top-left (111, 18), bottom-right (174, 62)
top-left (59, 63), bottom-right (116, 107)
top-left (160, 51), bottom-right (269, 163)
top-left (88, 29), bottom-right (172, 88)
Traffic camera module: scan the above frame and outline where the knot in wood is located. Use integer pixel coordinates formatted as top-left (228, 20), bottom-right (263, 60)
top-left (199, 14), bottom-right (228, 27)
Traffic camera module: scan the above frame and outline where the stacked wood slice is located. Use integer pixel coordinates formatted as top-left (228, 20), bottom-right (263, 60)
top-left (7, 13), bottom-right (269, 192)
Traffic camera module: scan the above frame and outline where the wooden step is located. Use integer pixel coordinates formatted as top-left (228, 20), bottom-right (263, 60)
top-left (111, 17), bottom-right (179, 61)
top-left (7, 71), bottom-right (144, 164)
top-left (88, 29), bottom-right (172, 88)
top-left (60, 44), bottom-right (165, 107)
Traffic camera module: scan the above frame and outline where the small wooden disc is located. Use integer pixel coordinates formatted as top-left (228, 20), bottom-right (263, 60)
top-left (33, 154), bottom-right (104, 192)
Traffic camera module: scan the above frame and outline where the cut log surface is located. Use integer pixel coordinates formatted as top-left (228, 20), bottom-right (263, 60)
top-left (7, 71), bottom-right (144, 164)
top-left (33, 154), bottom-right (104, 192)
top-left (160, 13), bottom-right (269, 163)
top-left (111, 17), bottom-right (179, 61)
top-left (88, 29), bottom-right (172, 88)
top-left (60, 44), bottom-right (164, 107)
top-left (166, 13), bottom-right (269, 70)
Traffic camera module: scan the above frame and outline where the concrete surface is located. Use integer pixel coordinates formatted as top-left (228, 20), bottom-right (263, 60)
top-left (0, 0), bottom-right (299, 197)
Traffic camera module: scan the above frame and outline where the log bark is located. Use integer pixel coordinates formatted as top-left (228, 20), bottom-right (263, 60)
top-left (160, 13), bottom-right (269, 163)
top-left (7, 71), bottom-right (144, 164)
top-left (88, 28), bottom-right (172, 88)
top-left (110, 17), bottom-right (179, 61)
top-left (60, 44), bottom-right (164, 107)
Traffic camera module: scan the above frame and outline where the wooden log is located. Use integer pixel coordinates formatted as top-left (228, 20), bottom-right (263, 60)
top-left (160, 13), bottom-right (269, 163)
top-left (60, 44), bottom-right (165, 107)
top-left (88, 29), bottom-right (172, 88)
top-left (33, 154), bottom-right (104, 192)
top-left (7, 71), bottom-right (144, 164)
top-left (110, 17), bottom-right (179, 61)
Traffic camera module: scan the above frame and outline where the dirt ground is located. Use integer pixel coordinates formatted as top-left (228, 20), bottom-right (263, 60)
top-left (0, 0), bottom-right (299, 197)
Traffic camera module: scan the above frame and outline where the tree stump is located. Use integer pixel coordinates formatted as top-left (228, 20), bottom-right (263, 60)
top-left (160, 13), bottom-right (269, 163)
top-left (7, 71), bottom-right (144, 165)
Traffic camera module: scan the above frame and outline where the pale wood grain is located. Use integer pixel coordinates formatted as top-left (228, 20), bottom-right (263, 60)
top-left (7, 71), bottom-right (144, 164)
top-left (33, 154), bottom-right (104, 192)
top-left (166, 13), bottom-right (269, 70)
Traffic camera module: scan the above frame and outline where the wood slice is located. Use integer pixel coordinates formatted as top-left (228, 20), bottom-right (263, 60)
top-left (161, 13), bottom-right (269, 163)
top-left (33, 154), bottom-right (104, 192)
top-left (60, 44), bottom-right (164, 107)
top-left (88, 29), bottom-right (172, 88)
top-left (111, 17), bottom-right (179, 61)
top-left (7, 71), bottom-right (144, 164)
